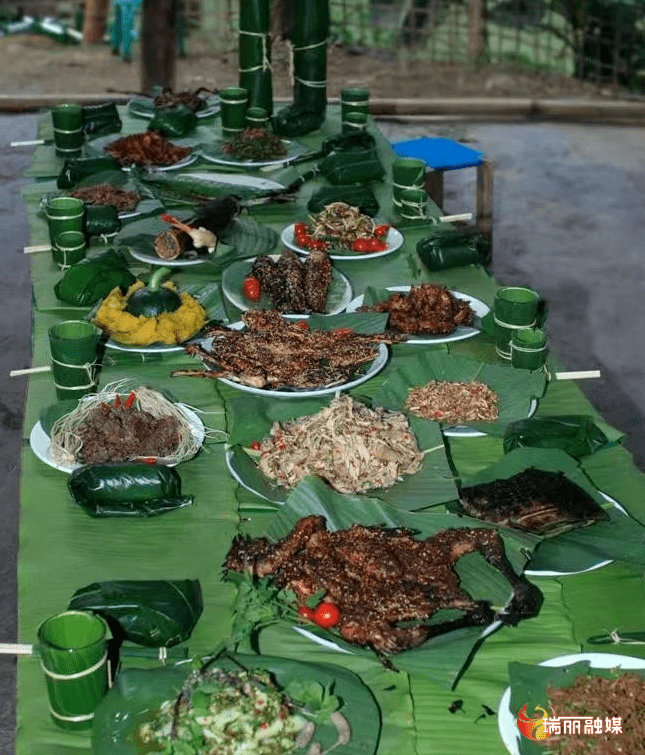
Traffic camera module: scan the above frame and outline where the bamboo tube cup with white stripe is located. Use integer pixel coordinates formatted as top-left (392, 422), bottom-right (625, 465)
top-left (37, 611), bottom-right (109, 730)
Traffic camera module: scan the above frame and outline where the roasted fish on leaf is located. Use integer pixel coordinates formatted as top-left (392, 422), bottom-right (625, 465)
top-left (459, 468), bottom-right (610, 537)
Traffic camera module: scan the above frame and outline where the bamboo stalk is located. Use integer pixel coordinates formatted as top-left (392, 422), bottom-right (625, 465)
top-left (10, 366), bottom-right (52, 377)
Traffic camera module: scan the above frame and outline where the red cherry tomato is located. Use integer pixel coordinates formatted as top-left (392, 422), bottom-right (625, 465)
top-left (313, 602), bottom-right (341, 628)
top-left (351, 239), bottom-right (369, 253)
top-left (250, 440), bottom-right (261, 451)
top-left (242, 276), bottom-right (261, 301)
top-left (374, 239), bottom-right (388, 251)
top-left (374, 224), bottom-right (390, 238)
top-left (297, 606), bottom-right (315, 621)
top-left (294, 222), bottom-right (308, 235)
top-left (366, 238), bottom-right (382, 252)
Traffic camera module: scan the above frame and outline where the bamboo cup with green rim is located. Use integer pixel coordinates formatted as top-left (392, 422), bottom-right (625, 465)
top-left (219, 86), bottom-right (248, 138)
top-left (52, 230), bottom-right (86, 270)
top-left (398, 187), bottom-right (428, 221)
top-left (511, 327), bottom-right (548, 370)
top-left (51, 103), bottom-right (84, 157)
top-left (342, 110), bottom-right (368, 133)
top-left (48, 320), bottom-right (102, 401)
top-left (37, 611), bottom-right (109, 730)
top-left (495, 320), bottom-right (518, 360)
top-left (392, 157), bottom-right (426, 207)
top-left (45, 196), bottom-right (85, 246)
top-left (340, 86), bottom-right (369, 119)
top-left (494, 286), bottom-right (540, 327)
top-left (245, 106), bottom-right (269, 128)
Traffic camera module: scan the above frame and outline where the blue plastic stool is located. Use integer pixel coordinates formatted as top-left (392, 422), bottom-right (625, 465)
top-left (392, 136), bottom-right (493, 252)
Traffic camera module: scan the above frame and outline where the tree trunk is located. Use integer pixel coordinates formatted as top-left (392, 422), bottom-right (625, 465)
top-left (467, 0), bottom-right (486, 64)
top-left (82, 0), bottom-right (109, 43)
top-left (141, 0), bottom-right (177, 93)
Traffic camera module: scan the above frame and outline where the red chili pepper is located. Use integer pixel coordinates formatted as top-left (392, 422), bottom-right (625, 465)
top-left (250, 440), bottom-right (261, 451)
top-left (124, 391), bottom-right (136, 408)
top-left (140, 457), bottom-right (157, 465)
top-left (113, 394), bottom-right (121, 408)
top-left (331, 327), bottom-right (352, 337)
top-left (295, 320), bottom-right (309, 330)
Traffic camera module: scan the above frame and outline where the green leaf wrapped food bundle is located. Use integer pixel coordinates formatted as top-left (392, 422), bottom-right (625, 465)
top-left (67, 463), bottom-right (193, 518)
top-left (82, 102), bottom-right (122, 138)
top-left (57, 156), bottom-right (121, 190)
top-left (147, 103), bottom-right (198, 138)
top-left (68, 579), bottom-right (202, 646)
top-left (54, 249), bottom-right (136, 307)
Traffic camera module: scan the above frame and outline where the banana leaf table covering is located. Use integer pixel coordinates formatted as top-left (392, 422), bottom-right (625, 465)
top-left (15, 105), bottom-right (645, 755)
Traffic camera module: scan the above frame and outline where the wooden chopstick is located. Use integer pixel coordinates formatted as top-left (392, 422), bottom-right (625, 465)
top-left (23, 245), bottom-right (51, 254)
top-left (10, 139), bottom-right (46, 147)
top-left (555, 370), bottom-right (601, 380)
top-left (10, 366), bottom-right (52, 377)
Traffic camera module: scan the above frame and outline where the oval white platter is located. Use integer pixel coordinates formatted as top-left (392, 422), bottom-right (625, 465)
top-left (498, 652), bottom-right (645, 755)
top-left (347, 287), bottom-right (490, 345)
top-left (281, 223), bottom-right (404, 261)
top-left (30, 403), bottom-right (204, 474)
top-left (221, 255), bottom-right (353, 315)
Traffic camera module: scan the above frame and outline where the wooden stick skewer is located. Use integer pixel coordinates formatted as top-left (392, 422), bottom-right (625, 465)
top-left (555, 370), bottom-right (601, 380)
top-left (10, 366), bottom-right (52, 377)
top-left (23, 245), bottom-right (51, 254)
top-left (0, 643), bottom-right (33, 655)
top-left (10, 139), bottom-right (46, 147)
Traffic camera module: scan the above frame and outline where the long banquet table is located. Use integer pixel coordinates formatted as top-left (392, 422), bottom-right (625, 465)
top-left (15, 105), bottom-right (645, 755)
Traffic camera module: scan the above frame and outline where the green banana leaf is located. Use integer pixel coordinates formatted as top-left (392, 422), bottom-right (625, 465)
top-left (67, 463), bottom-right (193, 518)
top-left (502, 415), bottom-right (613, 459)
top-left (226, 393), bottom-right (457, 510)
top-left (69, 579), bottom-right (203, 647)
top-left (219, 216), bottom-right (279, 256)
top-left (228, 478), bottom-right (540, 688)
top-left (91, 653), bottom-right (381, 755)
top-left (54, 248), bottom-right (137, 307)
top-left (457, 447), bottom-right (645, 573)
top-left (507, 658), bottom-right (645, 755)
top-left (308, 184), bottom-right (380, 216)
top-left (373, 350), bottom-right (547, 435)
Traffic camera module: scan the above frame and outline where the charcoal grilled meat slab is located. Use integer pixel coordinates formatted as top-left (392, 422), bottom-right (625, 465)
top-left (225, 515), bottom-right (541, 658)
top-left (459, 468), bottom-right (610, 536)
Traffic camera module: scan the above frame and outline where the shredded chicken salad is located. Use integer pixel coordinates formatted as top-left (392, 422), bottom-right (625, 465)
top-left (256, 394), bottom-right (423, 494)
top-left (405, 380), bottom-right (499, 423)
top-left (309, 202), bottom-right (375, 247)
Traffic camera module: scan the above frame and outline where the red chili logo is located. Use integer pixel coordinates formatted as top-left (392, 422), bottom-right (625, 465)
top-left (516, 704), bottom-right (552, 741)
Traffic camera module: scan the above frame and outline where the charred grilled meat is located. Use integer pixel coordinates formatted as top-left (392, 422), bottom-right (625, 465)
top-left (304, 248), bottom-right (332, 313)
top-left (459, 468), bottom-right (610, 537)
top-left (171, 310), bottom-right (404, 390)
top-left (361, 283), bottom-right (474, 335)
top-left (226, 515), bottom-right (541, 656)
top-left (249, 250), bottom-right (331, 313)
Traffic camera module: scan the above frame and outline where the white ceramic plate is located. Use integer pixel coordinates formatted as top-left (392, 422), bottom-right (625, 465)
top-left (524, 491), bottom-right (626, 578)
top-left (347, 287), bottom-right (490, 344)
top-left (199, 138), bottom-right (308, 168)
top-left (221, 256), bottom-right (353, 315)
top-left (127, 246), bottom-right (209, 268)
top-left (127, 94), bottom-right (220, 120)
top-left (125, 152), bottom-right (198, 173)
top-left (192, 326), bottom-right (388, 398)
top-left (89, 134), bottom-right (199, 172)
top-left (443, 398), bottom-right (538, 439)
top-left (29, 403), bottom-right (204, 474)
top-left (498, 652), bottom-right (645, 755)
top-left (225, 448), bottom-right (284, 505)
top-left (281, 224), bottom-right (404, 261)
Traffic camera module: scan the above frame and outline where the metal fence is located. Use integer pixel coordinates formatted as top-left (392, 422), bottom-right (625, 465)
top-left (1, 0), bottom-right (643, 90)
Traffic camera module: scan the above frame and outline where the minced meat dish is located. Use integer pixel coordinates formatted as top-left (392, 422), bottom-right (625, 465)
top-left (77, 402), bottom-right (181, 463)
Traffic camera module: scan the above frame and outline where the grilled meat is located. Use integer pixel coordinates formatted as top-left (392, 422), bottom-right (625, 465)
top-left (104, 131), bottom-right (192, 167)
top-left (277, 250), bottom-right (308, 312)
top-left (172, 310), bottom-right (404, 390)
top-left (304, 248), bottom-right (332, 313)
top-left (361, 283), bottom-right (474, 335)
top-left (459, 468), bottom-right (610, 537)
top-left (226, 515), bottom-right (541, 657)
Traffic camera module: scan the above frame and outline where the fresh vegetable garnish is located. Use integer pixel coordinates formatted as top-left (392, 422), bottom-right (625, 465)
top-left (374, 224), bottom-right (390, 237)
top-left (242, 276), bottom-right (262, 301)
top-left (123, 390), bottom-right (136, 408)
top-left (295, 320), bottom-right (309, 330)
top-left (297, 605), bottom-right (315, 620)
top-left (250, 440), bottom-right (261, 451)
top-left (313, 601), bottom-right (341, 628)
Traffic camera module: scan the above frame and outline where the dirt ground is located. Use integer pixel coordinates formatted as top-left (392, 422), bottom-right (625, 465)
top-left (0, 32), bottom-right (624, 99)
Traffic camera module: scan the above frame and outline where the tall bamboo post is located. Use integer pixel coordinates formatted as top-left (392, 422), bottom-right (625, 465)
top-left (467, 0), bottom-right (486, 64)
top-left (141, 0), bottom-right (177, 92)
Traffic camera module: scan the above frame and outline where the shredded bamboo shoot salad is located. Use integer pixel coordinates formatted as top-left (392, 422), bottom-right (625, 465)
top-left (405, 381), bottom-right (499, 423)
top-left (48, 382), bottom-right (201, 466)
top-left (256, 394), bottom-right (423, 494)
top-left (309, 202), bottom-right (375, 248)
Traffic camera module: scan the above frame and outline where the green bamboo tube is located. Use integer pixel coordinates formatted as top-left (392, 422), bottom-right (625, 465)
top-left (52, 230), bottom-right (86, 271)
top-left (245, 106), bottom-right (269, 128)
top-left (398, 187), bottom-right (428, 220)
top-left (340, 86), bottom-right (369, 120)
top-left (51, 104), bottom-right (84, 156)
top-left (238, 0), bottom-right (273, 115)
top-left (511, 327), bottom-right (548, 371)
top-left (494, 286), bottom-right (540, 327)
top-left (342, 110), bottom-right (368, 133)
top-left (37, 611), bottom-right (109, 730)
top-left (45, 197), bottom-right (85, 246)
top-left (48, 320), bottom-right (102, 401)
top-left (219, 86), bottom-right (248, 138)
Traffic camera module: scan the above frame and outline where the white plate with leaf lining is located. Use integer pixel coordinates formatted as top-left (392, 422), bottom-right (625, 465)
top-left (281, 224), bottom-right (404, 261)
top-left (347, 286), bottom-right (490, 345)
top-left (221, 255), bottom-right (352, 314)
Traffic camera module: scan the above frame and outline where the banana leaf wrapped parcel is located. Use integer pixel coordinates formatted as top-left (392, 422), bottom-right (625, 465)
top-left (54, 249), bottom-right (136, 307)
top-left (68, 579), bottom-right (203, 647)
